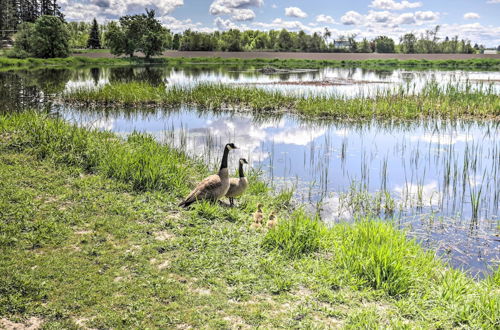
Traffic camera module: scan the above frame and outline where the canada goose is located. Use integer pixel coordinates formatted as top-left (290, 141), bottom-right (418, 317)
top-left (226, 158), bottom-right (249, 206)
top-left (178, 143), bottom-right (238, 208)
top-left (267, 211), bottom-right (278, 229)
top-left (250, 203), bottom-right (264, 230)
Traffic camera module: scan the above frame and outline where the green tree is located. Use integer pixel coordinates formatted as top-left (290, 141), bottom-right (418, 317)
top-left (400, 33), bottom-right (416, 53)
top-left (360, 38), bottom-right (371, 53)
top-left (105, 9), bottom-right (169, 58)
top-left (374, 36), bottom-right (395, 53)
top-left (87, 18), bottom-right (101, 49)
top-left (278, 29), bottom-right (292, 50)
top-left (172, 33), bottom-right (180, 50)
top-left (13, 15), bottom-right (70, 58)
top-left (105, 21), bottom-right (127, 56)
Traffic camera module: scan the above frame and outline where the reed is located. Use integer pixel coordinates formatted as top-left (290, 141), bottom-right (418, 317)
top-left (63, 81), bottom-right (500, 120)
top-left (1, 55), bottom-right (500, 71)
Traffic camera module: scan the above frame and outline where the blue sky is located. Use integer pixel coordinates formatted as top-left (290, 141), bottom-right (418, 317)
top-left (60, 0), bottom-right (500, 46)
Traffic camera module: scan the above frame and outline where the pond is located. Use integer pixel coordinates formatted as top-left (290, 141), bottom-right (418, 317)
top-left (1, 64), bottom-right (499, 277)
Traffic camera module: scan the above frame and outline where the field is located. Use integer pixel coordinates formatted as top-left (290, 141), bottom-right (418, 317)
top-left (1, 112), bottom-right (498, 328)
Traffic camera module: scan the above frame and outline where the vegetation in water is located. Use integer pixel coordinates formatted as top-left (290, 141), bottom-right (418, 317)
top-left (63, 80), bottom-right (500, 119)
top-left (0, 112), bottom-right (498, 328)
top-left (1, 56), bottom-right (500, 72)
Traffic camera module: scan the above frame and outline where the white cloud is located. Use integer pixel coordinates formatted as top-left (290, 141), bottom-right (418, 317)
top-left (464, 12), bottom-right (480, 20)
top-left (162, 16), bottom-right (211, 32)
top-left (396, 12), bottom-right (416, 25)
top-left (214, 17), bottom-right (237, 29)
top-left (285, 7), bottom-right (308, 18)
top-left (487, 0), bottom-right (500, 3)
top-left (254, 18), bottom-right (310, 31)
top-left (370, 0), bottom-right (422, 10)
top-left (367, 10), bottom-right (392, 23)
top-left (62, 0), bottom-right (184, 21)
top-left (415, 10), bottom-right (439, 21)
top-left (271, 4), bottom-right (277, 9)
top-left (209, 0), bottom-right (263, 21)
top-left (341, 11), bottom-right (364, 25)
top-left (316, 14), bottom-right (335, 24)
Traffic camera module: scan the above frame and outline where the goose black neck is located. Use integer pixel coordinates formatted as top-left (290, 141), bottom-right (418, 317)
top-left (220, 146), bottom-right (229, 170)
top-left (238, 162), bottom-right (245, 178)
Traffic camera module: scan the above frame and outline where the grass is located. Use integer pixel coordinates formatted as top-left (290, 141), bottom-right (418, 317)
top-left (1, 54), bottom-right (500, 71)
top-left (0, 112), bottom-right (499, 328)
top-left (63, 81), bottom-right (500, 119)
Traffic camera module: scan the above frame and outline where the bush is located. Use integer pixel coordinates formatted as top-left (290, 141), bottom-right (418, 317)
top-left (262, 210), bottom-right (326, 258)
top-left (12, 16), bottom-right (69, 58)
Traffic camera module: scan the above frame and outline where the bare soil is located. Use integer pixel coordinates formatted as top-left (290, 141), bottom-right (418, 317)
top-left (75, 50), bottom-right (500, 60)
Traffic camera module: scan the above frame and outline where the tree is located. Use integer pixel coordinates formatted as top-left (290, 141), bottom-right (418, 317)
top-left (278, 29), bottom-right (292, 50)
top-left (105, 9), bottom-right (169, 58)
top-left (13, 15), bottom-right (69, 58)
top-left (87, 18), bottom-right (100, 49)
top-left (374, 36), bottom-right (395, 53)
top-left (172, 33), bottom-right (180, 50)
top-left (400, 33), bottom-right (416, 53)
top-left (360, 38), bottom-right (371, 53)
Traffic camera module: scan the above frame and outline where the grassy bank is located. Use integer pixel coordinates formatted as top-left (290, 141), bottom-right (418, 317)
top-left (63, 81), bottom-right (500, 119)
top-left (1, 54), bottom-right (500, 71)
top-left (0, 112), bottom-right (498, 328)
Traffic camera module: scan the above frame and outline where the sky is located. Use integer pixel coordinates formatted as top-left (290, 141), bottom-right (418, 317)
top-left (60, 0), bottom-right (500, 47)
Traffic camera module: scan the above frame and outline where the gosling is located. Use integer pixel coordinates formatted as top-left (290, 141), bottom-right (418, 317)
top-left (250, 203), bottom-right (264, 229)
top-left (225, 158), bottom-right (249, 207)
top-left (266, 211), bottom-right (278, 229)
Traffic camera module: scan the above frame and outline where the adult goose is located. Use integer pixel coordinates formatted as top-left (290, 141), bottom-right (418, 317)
top-left (178, 143), bottom-right (238, 208)
top-left (226, 158), bottom-right (249, 206)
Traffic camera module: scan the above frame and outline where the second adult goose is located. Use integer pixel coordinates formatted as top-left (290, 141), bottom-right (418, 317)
top-left (226, 158), bottom-right (249, 206)
top-left (178, 143), bottom-right (238, 208)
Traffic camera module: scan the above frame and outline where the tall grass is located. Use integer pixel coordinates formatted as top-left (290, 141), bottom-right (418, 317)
top-left (0, 112), bottom-right (203, 194)
top-left (1, 55), bottom-right (500, 71)
top-left (262, 210), bottom-right (327, 258)
top-left (64, 81), bottom-right (500, 119)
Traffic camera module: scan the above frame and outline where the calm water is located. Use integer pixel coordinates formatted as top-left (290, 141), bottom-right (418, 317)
top-left (1, 65), bottom-right (499, 276)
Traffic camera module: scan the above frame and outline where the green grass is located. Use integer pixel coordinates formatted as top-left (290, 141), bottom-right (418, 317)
top-left (1, 54), bottom-right (500, 71)
top-left (0, 112), bottom-right (499, 328)
top-left (64, 81), bottom-right (500, 119)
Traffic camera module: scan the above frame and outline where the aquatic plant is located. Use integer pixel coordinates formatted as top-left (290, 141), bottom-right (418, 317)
top-left (63, 80), bottom-right (500, 120)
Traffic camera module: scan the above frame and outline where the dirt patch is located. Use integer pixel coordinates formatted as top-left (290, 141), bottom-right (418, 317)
top-left (0, 317), bottom-right (43, 330)
top-left (154, 231), bottom-right (175, 241)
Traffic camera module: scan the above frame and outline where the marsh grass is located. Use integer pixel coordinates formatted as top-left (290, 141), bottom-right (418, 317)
top-left (64, 81), bottom-right (500, 119)
top-left (1, 112), bottom-right (499, 328)
top-left (1, 55), bottom-right (500, 71)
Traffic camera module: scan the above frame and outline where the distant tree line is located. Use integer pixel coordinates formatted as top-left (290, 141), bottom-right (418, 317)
top-left (0, 0), bottom-right (63, 34)
top-left (4, 5), bottom-right (495, 59)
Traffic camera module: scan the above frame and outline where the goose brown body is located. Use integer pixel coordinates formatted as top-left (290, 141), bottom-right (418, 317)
top-left (226, 158), bottom-right (249, 206)
top-left (179, 143), bottom-right (237, 207)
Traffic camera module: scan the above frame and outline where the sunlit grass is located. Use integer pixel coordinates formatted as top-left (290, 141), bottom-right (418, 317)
top-left (1, 112), bottom-right (499, 328)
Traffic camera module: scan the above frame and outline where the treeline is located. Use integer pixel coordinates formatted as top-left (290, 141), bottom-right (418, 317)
top-left (0, 0), bottom-right (63, 33)
top-left (171, 26), bottom-right (481, 54)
